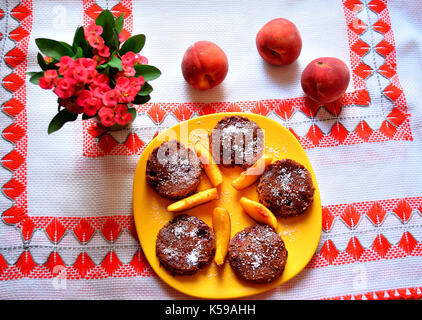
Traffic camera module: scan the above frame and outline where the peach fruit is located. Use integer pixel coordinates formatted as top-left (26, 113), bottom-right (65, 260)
top-left (301, 57), bottom-right (350, 103)
top-left (167, 188), bottom-right (218, 212)
top-left (256, 18), bottom-right (302, 66)
top-left (181, 41), bottom-right (228, 90)
top-left (212, 207), bottom-right (231, 266)
top-left (239, 197), bottom-right (278, 230)
top-left (231, 154), bottom-right (273, 191)
top-left (194, 140), bottom-right (223, 187)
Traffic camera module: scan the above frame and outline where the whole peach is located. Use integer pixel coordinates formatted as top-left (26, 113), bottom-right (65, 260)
top-left (301, 57), bottom-right (350, 103)
top-left (181, 41), bottom-right (228, 90)
top-left (256, 18), bottom-right (302, 66)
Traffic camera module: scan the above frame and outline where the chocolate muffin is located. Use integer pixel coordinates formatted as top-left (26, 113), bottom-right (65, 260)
top-left (146, 140), bottom-right (202, 200)
top-left (210, 115), bottom-right (264, 168)
top-left (257, 159), bottom-right (315, 217)
top-left (156, 215), bottom-right (216, 275)
top-left (228, 225), bottom-right (287, 283)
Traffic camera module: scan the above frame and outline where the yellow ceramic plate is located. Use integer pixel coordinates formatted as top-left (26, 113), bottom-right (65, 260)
top-left (132, 112), bottom-right (321, 299)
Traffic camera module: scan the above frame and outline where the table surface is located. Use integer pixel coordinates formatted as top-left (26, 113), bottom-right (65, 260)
top-left (0, 0), bottom-right (421, 300)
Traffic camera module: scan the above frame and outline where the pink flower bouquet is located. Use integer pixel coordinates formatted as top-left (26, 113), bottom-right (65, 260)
top-left (28, 10), bottom-right (161, 134)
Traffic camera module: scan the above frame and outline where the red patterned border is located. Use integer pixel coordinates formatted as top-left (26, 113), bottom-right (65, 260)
top-left (0, 195), bottom-right (420, 279)
top-left (326, 286), bottom-right (422, 300)
top-left (1, 1), bottom-right (31, 238)
top-left (83, 0), bottom-right (412, 156)
top-left (0, 0), bottom-right (419, 300)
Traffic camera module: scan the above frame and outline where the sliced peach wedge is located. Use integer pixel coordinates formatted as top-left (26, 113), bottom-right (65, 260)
top-left (194, 140), bottom-right (223, 187)
top-left (212, 207), bottom-right (231, 266)
top-left (231, 154), bottom-right (273, 191)
top-left (167, 188), bottom-right (218, 212)
top-left (239, 197), bottom-right (278, 230)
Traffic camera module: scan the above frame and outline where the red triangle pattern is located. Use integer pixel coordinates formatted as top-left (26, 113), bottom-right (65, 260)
top-left (355, 120), bottom-right (373, 142)
top-left (101, 251), bottom-right (123, 276)
top-left (366, 201), bottom-right (387, 225)
top-left (379, 120), bottom-right (397, 139)
top-left (383, 83), bottom-right (402, 102)
top-left (0, 254), bottom-right (7, 276)
top-left (2, 149), bottom-right (24, 171)
top-left (130, 249), bottom-right (149, 276)
top-left (346, 236), bottom-right (365, 261)
top-left (101, 217), bottom-right (122, 242)
top-left (21, 217), bottom-right (35, 241)
top-left (3, 123), bottom-right (26, 143)
top-left (5, 47), bottom-right (26, 68)
top-left (368, 0), bottom-right (386, 14)
top-left (11, 4), bottom-right (31, 21)
top-left (322, 207), bottom-right (335, 232)
top-left (85, 3), bottom-right (103, 20)
top-left (351, 39), bottom-right (370, 56)
top-left (3, 178), bottom-right (25, 200)
top-left (376, 39), bottom-right (394, 57)
top-left (343, 0), bottom-right (363, 11)
top-left (147, 103), bottom-right (167, 124)
top-left (3, 98), bottom-right (25, 117)
top-left (305, 124), bottom-right (324, 147)
top-left (44, 252), bottom-right (65, 274)
top-left (3, 206), bottom-right (26, 224)
top-left (15, 251), bottom-right (36, 276)
top-left (124, 133), bottom-right (144, 154)
top-left (371, 234), bottom-right (391, 258)
top-left (251, 101), bottom-right (269, 116)
top-left (98, 133), bottom-right (118, 154)
top-left (73, 219), bottom-right (95, 243)
top-left (319, 240), bottom-right (340, 264)
top-left (73, 252), bottom-right (95, 278)
top-left (330, 122), bottom-right (349, 144)
top-left (378, 62), bottom-right (395, 78)
top-left (372, 19), bottom-right (390, 34)
top-left (387, 108), bottom-right (410, 127)
top-left (45, 218), bottom-right (67, 243)
top-left (329, 287), bottom-right (422, 300)
top-left (398, 232), bottom-right (418, 255)
top-left (393, 199), bottom-right (413, 223)
top-left (3, 73), bottom-right (25, 92)
top-left (9, 26), bottom-right (30, 42)
top-left (172, 104), bottom-right (194, 121)
top-left (341, 205), bottom-right (361, 229)
top-left (275, 100), bottom-right (295, 120)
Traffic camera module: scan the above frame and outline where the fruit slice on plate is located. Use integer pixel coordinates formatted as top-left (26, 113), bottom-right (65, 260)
top-left (231, 154), bottom-right (273, 191)
top-left (167, 188), bottom-right (218, 212)
top-left (212, 207), bottom-right (231, 266)
top-left (194, 140), bottom-right (223, 187)
top-left (239, 197), bottom-right (278, 230)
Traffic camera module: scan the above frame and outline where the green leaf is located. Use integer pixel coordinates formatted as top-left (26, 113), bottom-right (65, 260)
top-left (27, 71), bottom-right (44, 85)
top-left (74, 47), bottom-right (84, 58)
top-left (37, 53), bottom-right (48, 71)
top-left (59, 41), bottom-right (74, 54)
top-left (134, 65), bottom-right (161, 81)
top-left (107, 56), bottom-right (122, 70)
top-left (35, 38), bottom-right (75, 61)
top-left (72, 26), bottom-right (91, 57)
top-left (127, 107), bottom-right (137, 122)
top-left (114, 14), bottom-right (125, 34)
top-left (95, 10), bottom-right (116, 50)
top-left (119, 34), bottom-right (145, 55)
top-left (133, 94), bottom-right (151, 105)
top-left (138, 82), bottom-right (153, 96)
top-left (48, 109), bottom-right (78, 134)
top-left (112, 28), bottom-right (120, 53)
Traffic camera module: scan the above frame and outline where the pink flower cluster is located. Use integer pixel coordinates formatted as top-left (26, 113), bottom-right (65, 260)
top-left (37, 22), bottom-right (150, 128)
top-left (85, 23), bottom-right (110, 64)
